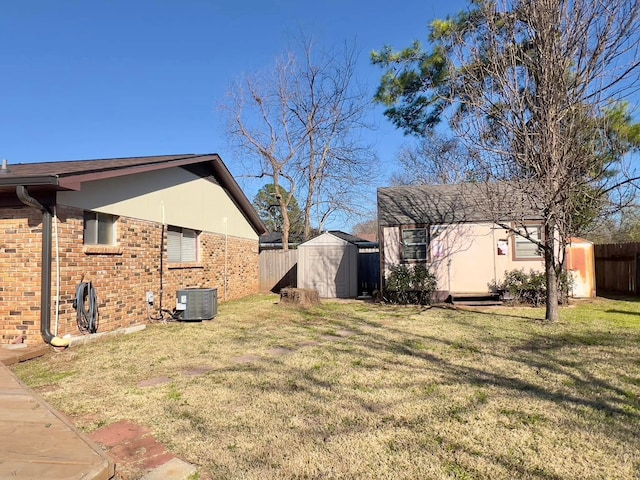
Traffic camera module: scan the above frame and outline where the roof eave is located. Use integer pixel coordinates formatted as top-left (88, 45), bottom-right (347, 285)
top-left (210, 157), bottom-right (267, 236)
top-left (56, 155), bottom-right (211, 191)
top-left (56, 153), bottom-right (267, 235)
top-left (0, 175), bottom-right (60, 188)
top-left (0, 154), bottom-right (268, 236)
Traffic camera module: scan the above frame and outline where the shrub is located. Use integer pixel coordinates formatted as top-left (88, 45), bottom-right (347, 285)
top-left (385, 264), bottom-right (437, 305)
top-left (492, 268), bottom-right (570, 306)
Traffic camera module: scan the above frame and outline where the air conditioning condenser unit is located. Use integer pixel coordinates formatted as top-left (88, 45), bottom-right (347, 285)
top-left (176, 288), bottom-right (218, 321)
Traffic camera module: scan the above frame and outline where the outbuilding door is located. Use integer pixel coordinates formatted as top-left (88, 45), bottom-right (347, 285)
top-left (297, 232), bottom-right (359, 298)
top-left (307, 247), bottom-right (347, 297)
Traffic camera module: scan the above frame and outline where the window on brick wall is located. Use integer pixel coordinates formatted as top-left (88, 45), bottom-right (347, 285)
top-left (167, 226), bottom-right (199, 263)
top-left (83, 211), bottom-right (117, 245)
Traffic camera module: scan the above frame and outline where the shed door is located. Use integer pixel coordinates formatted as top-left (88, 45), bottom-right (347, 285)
top-left (308, 248), bottom-right (346, 298)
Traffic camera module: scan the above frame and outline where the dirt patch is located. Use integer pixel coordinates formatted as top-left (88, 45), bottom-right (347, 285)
top-left (232, 354), bottom-right (261, 364)
top-left (182, 367), bottom-right (213, 376)
top-left (266, 347), bottom-right (295, 356)
top-left (138, 377), bottom-right (172, 388)
top-left (319, 334), bottom-right (344, 341)
top-left (336, 329), bottom-right (357, 337)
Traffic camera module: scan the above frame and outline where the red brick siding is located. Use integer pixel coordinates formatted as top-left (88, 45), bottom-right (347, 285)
top-left (0, 207), bottom-right (44, 344)
top-left (0, 205), bottom-right (259, 345)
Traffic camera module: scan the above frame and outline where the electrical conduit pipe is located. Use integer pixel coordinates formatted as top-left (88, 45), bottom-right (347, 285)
top-left (16, 186), bottom-right (70, 347)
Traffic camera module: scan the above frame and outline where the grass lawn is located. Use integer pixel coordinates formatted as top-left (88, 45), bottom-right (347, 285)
top-left (12, 295), bottom-right (640, 479)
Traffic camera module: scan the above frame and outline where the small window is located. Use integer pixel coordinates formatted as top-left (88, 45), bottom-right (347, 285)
top-left (514, 225), bottom-right (543, 259)
top-left (401, 227), bottom-right (428, 262)
top-left (167, 226), bottom-right (198, 263)
top-left (84, 211), bottom-right (117, 245)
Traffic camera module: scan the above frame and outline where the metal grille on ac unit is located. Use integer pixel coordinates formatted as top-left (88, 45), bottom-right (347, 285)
top-left (176, 288), bottom-right (218, 321)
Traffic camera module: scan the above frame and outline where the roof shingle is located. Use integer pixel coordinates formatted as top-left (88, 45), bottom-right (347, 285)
top-left (377, 182), bottom-right (542, 226)
top-left (0, 154), bottom-right (199, 178)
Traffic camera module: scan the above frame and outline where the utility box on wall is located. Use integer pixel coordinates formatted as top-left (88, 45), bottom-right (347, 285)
top-left (176, 288), bottom-right (218, 321)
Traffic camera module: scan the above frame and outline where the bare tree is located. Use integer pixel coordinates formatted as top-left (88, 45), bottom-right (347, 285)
top-left (224, 55), bottom-right (303, 249)
top-left (391, 131), bottom-right (473, 185)
top-left (224, 36), bottom-right (376, 248)
top-left (352, 216), bottom-right (378, 238)
top-left (375, 0), bottom-right (640, 320)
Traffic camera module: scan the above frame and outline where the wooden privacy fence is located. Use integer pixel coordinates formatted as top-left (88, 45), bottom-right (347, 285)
top-left (259, 248), bottom-right (381, 296)
top-left (259, 250), bottom-right (298, 293)
top-left (594, 242), bottom-right (640, 295)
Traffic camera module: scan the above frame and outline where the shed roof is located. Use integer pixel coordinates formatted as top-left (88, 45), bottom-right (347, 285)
top-left (378, 182), bottom-right (542, 227)
top-left (298, 232), bottom-right (355, 247)
top-left (0, 153), bottom-right (267, 235)
top-left (327, 231), bottom-right (370, 244)
top-left (260, 230), bottom-right (376, 248)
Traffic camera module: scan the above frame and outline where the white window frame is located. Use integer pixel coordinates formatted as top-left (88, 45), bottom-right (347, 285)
top-left (83, 211), bottom-right (117, 246)
top-left (513, 225), bottom-right (543, 260)
top-left (401, 226), bottom-right (429, 262)
top-left (167, 226), bottom-right (199, 263)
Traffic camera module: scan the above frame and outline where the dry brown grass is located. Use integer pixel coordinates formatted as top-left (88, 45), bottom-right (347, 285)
top-left (12, 295), bottom-right (640, 479)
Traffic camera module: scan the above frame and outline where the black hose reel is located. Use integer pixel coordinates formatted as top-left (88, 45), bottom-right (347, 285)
top-left (73, 281), bottom-right (99, 334)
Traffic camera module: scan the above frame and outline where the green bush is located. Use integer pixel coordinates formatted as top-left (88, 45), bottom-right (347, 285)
top-left (385, 264), bottom-right (437, 305)
top-left (492, 268), bottom-right (570, 306)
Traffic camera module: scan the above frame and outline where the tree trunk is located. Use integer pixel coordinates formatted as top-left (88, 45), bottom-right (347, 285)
top-left (274, 178), bottom-right (290, 250)
top-left (544, 223), bottom-right (559, 322)
top-left (280, 202), bottom-right (290, 250)
top-left (303, 186), bottom-right (314, 241)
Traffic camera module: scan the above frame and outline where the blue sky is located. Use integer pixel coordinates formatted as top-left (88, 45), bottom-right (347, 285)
top-left (0, 0), bottom-right (468, 229)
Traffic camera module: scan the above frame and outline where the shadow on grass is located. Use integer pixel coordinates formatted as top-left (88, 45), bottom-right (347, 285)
top-left (242, 314), bottom-right (639, 478)
top-left (298, 303), bottom-right (640, 419)
top-left (264, 305), bottom-right (639, 421)
top-left (606, 309), bottom-right (640, 316)
top-left (597, 292), bottom-right (640, 302)
top-left (433, 304), bottom-right (545, 321)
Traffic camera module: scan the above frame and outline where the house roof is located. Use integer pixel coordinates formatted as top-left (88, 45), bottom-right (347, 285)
top-left (378, 182), bottom-right (542, 226)
top-left (353, 232), bottom-right (378, 243)
top-left (259, 232), bottom-right (304, 248)
top-left (327, 230), bottom-right (377, 247)
top-left (0, 153), bottom-right (267, 235)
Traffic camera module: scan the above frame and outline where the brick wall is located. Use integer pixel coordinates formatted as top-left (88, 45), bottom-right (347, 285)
top-left (0, 207), bottom-right (44, 345)
top-left (0, 205), bottom-right (259, 345)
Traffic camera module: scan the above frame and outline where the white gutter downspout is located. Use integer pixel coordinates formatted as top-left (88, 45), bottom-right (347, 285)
top-left (223, 217), bottom-right (228, 301)
top-left (492, 225), bottom-right (497, 286)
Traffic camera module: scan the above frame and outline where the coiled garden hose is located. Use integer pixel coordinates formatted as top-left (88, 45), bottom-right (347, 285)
top-left (73, 282), bottom-right (99, 334)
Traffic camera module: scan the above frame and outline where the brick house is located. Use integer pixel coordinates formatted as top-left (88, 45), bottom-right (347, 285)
top-left (0, 154), bottom-right (266, 346)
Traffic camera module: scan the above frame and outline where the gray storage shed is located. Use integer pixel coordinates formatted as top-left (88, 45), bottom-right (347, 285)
top-left (297, 232), bottom-right (358, 298)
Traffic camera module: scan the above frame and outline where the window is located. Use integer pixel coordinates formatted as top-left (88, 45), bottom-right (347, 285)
top-left (401, 227), bottom-right (428, 262)
top-left (167, 226), bottom-right (198, 263)
top-left (83, 211), bottom-right (117, 245)
top-left (514, 225), bottom-right (543, 259)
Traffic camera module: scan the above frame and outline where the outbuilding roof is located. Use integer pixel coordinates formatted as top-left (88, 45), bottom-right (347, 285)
top-left (0, 153), bottom-right (267, 235)
top-left (327, 230), bottom-right (370, 244)
top-left (377, 182), bottom-right (542, 226)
